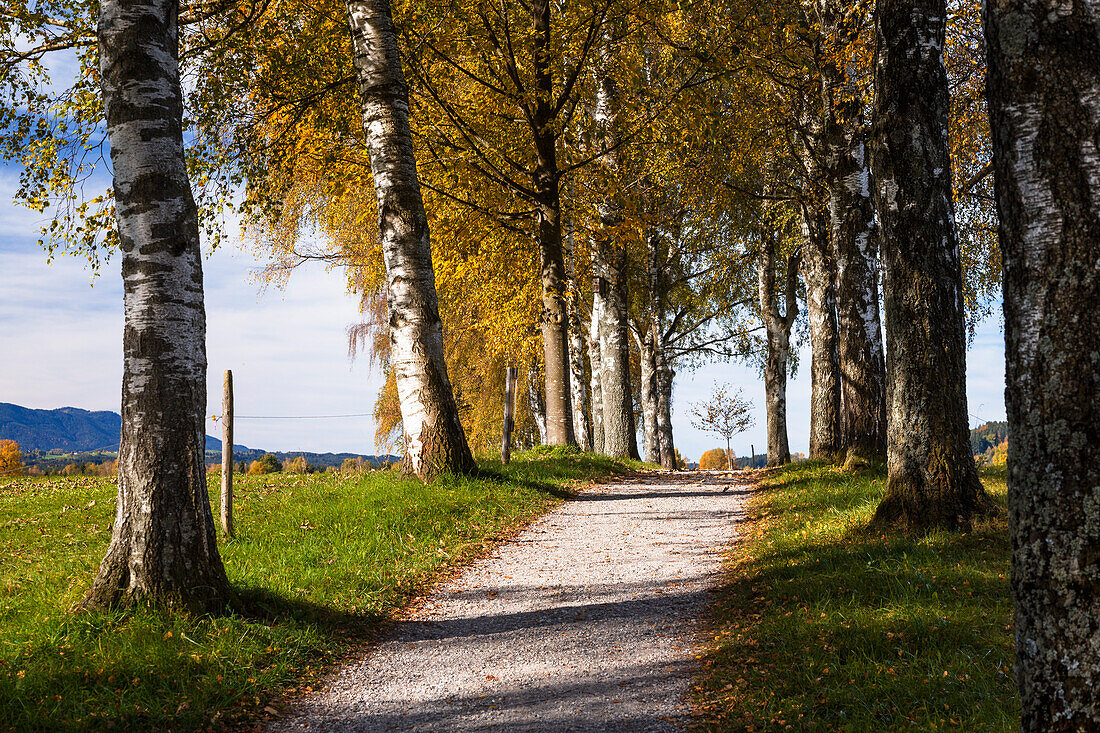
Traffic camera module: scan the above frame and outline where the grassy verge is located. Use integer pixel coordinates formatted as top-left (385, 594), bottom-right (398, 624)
top-left (693, 461), bottom-right (1016, 731)
top-left (0, 450), bottom-right (634, 732)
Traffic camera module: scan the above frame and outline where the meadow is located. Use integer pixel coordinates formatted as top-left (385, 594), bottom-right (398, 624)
top-left (0, 449), bottom-right (633, 731)
top-left (693, 462), bottom-right (1017, 731)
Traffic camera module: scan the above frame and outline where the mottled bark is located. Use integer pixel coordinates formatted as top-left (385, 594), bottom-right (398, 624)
top-left (564, 221), bottom-right (592, 451)
top-left (758, 232), bottom-right (799, 468)
top-left (644, 227), bottom-right (676, 469)
top-left (588, 303), bottom-right (606, 455)
top-left (595, 270), bottom-right (637, 459)
top-left (532, 0), bottom-right (576, 447)
top-left (639, 330), bottom-right (660, 464)
top-left (868, 0), bottom-right (989, 530)
top-left (656, 352), bottom-right (676, 469)
top-left (346, 0), bottom-right (475, 481)
top-left (800, 204), bottom-right (843, 460)
top-left (826, 112), bottom-right (886, 465)
top-left (528, 358), bottom-right (548, 445)
top-left (985, 0), bottom-right (1100, 727)
top-left (591, 31), bottom-right (637, 460)
top-left (567, 287), bottom-right (592, 451)
top-left (81, 0), bottom-right (231, 610)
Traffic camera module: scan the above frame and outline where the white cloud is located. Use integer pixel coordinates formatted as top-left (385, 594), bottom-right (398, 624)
top-left (1, 232), bottom-right (384, 454)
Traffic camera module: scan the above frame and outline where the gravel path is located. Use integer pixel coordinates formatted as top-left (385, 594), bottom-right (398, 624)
top-left (270, 470), bottom-right (749, 733)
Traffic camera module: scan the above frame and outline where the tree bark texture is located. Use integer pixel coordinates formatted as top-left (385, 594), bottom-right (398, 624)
top-left (527, 357), bottom-right (548, 445)
top-left (656, 355), bottom-right (676, 469)
top-left (531, 0), bottom-right (576, 447)
top-left (868, 0), bottom-right (989, 530)
top-left (595, 271), bottom-right (637, 459)
top-left (758, 231), bottom-right (799, 468)
top-left (591, 33), bottom-right (637, 460)
top-left (567, 286), bottom-right (593, 451)
top-left (82, 0), bottom-right (231, 610)
top-left (825, 111), bottom-right (887, 465)
top-left (985, 0), bottom-right (1100, 726)
top-left (645, 227), bottom-right (676, 469)
top-left (800, 204), bottom-right (844, 460)
top-left (811, 0), bottom-right (884, 466)
top-left (639, 330), bottom-right (660, 464)
top-left (588, 289), bottom-right (606, 454)
top-left (346, 0), bottom-right (476, 481)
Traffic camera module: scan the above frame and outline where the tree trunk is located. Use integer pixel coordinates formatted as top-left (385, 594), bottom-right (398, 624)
top-left (531, 0), bottom-right (575, 448)
top-left (567, 287), bottom-right (592, 451)
top-left (656, 351), bottom-right (676, 469)
top-left (763, 329), bottom-right (791, 467)
top-left (588, 287), bottom-right (606, 454)
top-left (985, 1), bottom-right (1100, 726)
top-left (596, 271), bottom-right (637, 459)
top-left (758, 226), bottom-right (799, 468)
top-left (639, 330), bottom-right (660, 464)
top-left (800, 205), bottom-right (843, 460)
top-left (868, 0), bottom-right (989, 530)
top-left (81, 0), bottom-right (231, 611)
top-left (565, 223), bottom-right (592, 451)
top-left (527, 358), bottom-right (548, 445)
top-left (824, 90), bottom-right (887, 466)
top-left (591, 32), bottom-right (636, 460)
top-left (346, 0), bottom-right (475, 481)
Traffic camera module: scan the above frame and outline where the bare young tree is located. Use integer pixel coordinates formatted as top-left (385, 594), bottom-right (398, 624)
top-left (690, 384), bottom-right (755, 471)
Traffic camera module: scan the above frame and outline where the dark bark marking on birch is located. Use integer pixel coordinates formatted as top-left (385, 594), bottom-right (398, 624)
top-left (986, 0), bottom-right (1100, 726)
top-left (869, 0), bottom-right (990, 531)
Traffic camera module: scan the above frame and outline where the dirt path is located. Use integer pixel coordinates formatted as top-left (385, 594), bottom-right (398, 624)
top-left (269, 470), bottom-right (749, 732)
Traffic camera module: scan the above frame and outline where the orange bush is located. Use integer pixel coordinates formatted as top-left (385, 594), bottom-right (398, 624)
top-left (698, 448), bottom-right (729, 470)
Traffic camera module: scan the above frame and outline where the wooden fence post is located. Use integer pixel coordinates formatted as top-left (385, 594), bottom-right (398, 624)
top-left (221, 370), bottom-right (234, 538)
top-left (750, 444), bottom-right (756, 470)
top-left (502, 366), bottom-right (517, 464)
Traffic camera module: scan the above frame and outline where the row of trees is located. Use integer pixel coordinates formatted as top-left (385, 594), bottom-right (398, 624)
top-left (2, 0), bottom-right (1097, 724)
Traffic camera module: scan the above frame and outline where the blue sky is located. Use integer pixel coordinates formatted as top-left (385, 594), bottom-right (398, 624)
top-left (0, 163), bottom-right (1007, 460)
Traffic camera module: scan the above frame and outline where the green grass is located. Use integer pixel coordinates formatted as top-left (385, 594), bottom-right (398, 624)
top-left (692, 462), bottom-right (1016, 731)
top-left (0, 451), bottom-right (634, 731)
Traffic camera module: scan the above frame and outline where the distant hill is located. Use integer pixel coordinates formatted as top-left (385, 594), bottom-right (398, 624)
top-left (0, 402), bottom-right (393, 469)
top-left (0, 402), bottom-right (229, 452)
top-left (0, 403), bottom-right (128, 452)
top-left (971, 420), bottom-right (1008, 454)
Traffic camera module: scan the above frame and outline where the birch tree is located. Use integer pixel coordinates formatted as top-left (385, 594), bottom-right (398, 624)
top-left (757, 212), bottom-right (800, 467)
top-left (799, 203), bottom-right (843, 460)
top-left (346, 0), bottom-right (476, 480)
top-left (814, 9), bottom-right (887, 466)
top-left (985, 0), bottom-right (1100, 725)
top-left (590, 29), bottom-right (638, 460)
top-left (868, 0), bottom-right (989, 529)
top-left (82, 0), bottom-right (231, 609)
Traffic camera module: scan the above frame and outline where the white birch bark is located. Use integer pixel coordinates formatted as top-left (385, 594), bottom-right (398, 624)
top-left (985, 0), bottom-right (1100, 725)
top-left (82, 0), bottom-right (230, 610)
top-left (346, 0), bottom-right (474, 480)
top-left (591, 29), bottom-right (638, 460)
top-left (588, 287), bottom-right (606, 454)
top-left (638, 329), bottom-right (660, 464)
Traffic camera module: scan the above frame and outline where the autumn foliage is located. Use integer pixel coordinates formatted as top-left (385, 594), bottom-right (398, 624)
top-left (698, 449), bottom-right (730, 471)
top-left (0, 440), bottom-right (22, 476)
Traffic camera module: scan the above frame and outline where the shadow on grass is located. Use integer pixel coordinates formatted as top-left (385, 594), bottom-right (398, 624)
top-left (693, 462), bottom-right (1018, 732)
top-left (0, 586), bottom-right (389, 733)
